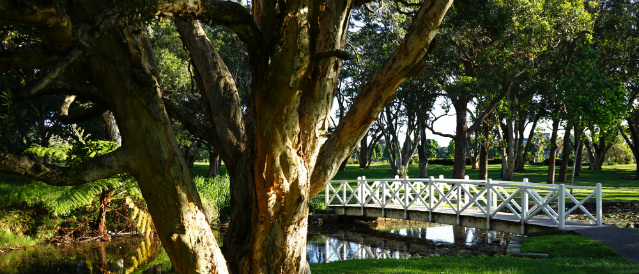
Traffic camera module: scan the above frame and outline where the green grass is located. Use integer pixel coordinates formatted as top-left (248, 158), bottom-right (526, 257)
top-left (520, 233), bottom-right (619, 258)
top-left (332, 163), bottom-right (639, 202)
top-left (310, 233), bottom-right (638, 274)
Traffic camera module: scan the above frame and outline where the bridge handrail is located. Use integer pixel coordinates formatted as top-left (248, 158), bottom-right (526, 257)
top-left (325, 175), bottom-right (603, 231)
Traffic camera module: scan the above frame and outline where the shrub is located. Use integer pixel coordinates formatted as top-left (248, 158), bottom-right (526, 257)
top-left (194, 175), bottom-right (231, 224)
top-left (309, 197), bottom-right (327, 214)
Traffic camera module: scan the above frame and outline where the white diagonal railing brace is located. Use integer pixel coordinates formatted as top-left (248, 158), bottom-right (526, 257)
top-left (325, 176), bottom-right (604, 232)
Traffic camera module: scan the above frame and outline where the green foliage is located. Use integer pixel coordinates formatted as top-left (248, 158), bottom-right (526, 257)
top-left (0, 203), bottom-right (59, 249)
top-left (426, 139), bottom-right (439, 158)
top-left (606, 141), bottom-right (635, 165)
top-left (22, 147), bottom-right (68, 162)
top-left (447, 140), bottom-right (455, 159)
top-left (309, 197), bottom-right (327, 214)
top-left (1, 180), bottom-right (122, 216)
top-left (194, 175), bottom-right (231, 224)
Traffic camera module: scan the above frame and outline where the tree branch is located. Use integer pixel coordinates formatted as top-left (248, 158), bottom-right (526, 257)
top-left (468, 59), bottom-right (533, 134)
top-left (0, 148), bottom-right (132, 186)
top-left (424, 123), bottom-right (455, 139)
top-left (310, 0), bottom-right (454, 196)
top-left (24, 47), bottom-right (83, 98)
top-left (163, 96), bottom-right (214, 143)
top-left (58, 103), bottom-right (109, 124)
top-left (174, 17), bottom-right (247, 164)
top-left (0, 0), bottom-right (73, 52)
top-left (0, 44), bottom-right (63, 73)
top-left (157, 0), bottom-right (262, 49)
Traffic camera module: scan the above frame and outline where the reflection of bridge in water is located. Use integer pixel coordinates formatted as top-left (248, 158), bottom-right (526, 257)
top-left (307, 224), bottom-right (512, 263)
top-left (326, 176), bottom-right (604, 234)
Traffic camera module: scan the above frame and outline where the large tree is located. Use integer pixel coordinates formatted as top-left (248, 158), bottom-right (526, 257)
top-left (0, 1), bottom-right (452, 273)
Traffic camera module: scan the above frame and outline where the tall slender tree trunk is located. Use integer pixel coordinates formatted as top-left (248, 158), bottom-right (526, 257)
top-left (573, 125), bottom-right (583, 177)
top-left (520, 113), bottom-right (541, 171)
top-left (359, 137), bottom-right (369, 168)
top-left (547, 118), bottom-right (560, 184)
top-left (479, 141), bottom-right (489, 180)
top-left (501, 120), bottom-right (515, 181)
top-left (418, 119), bottom-right (429, 178)
top-left (207, 147), bottom-right (221, 177)
top-left (514, 120), bottom-right (526, 171)
top-left (452, 99), bottom-right (469, 179)
top-left (558, 126), bottom-right (572, 182)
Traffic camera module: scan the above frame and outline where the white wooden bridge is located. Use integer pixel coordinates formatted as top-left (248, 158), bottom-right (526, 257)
top-left (325, 175), bottom-right (604, 234)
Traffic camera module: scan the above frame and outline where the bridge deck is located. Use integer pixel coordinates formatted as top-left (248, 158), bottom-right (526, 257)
top-left (330, 204), bottom-right (600, 234)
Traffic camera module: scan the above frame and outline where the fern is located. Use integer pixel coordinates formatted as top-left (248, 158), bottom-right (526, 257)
top-left (23, 147), bottom-right (69, 162)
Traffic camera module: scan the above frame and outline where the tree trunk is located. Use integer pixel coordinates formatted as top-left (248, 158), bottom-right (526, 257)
top-left (207, 147), bottom-right (221, 177)
top-left (573, 125), bottom-right (584, 177)
top-left (558, 125), bottom-right (572, 182)
top-left (418, 119), bottom-right (428, 178)
top-left (88, 24), bottom-right (228, 273)
top-left (359, 137), bottom-right (369, 169)
top-left (478, 124), bottom-right (491, 180)
top-left (501, 120), bottom-right (515, 181)
top-left (469, 136), bottom-right (480, 170)
top-left (95, 188), bottom-right (113, 239)
top-left (479, 141), bottom-right (489, 180)
top-left (452, 99), bottom-right (469, 179)
top-left (547, 118), bottom-right (560, 184)
top-left (520, 114), bottom-right (541, 171)
top-left (514, 120), bottom-right (526, 171)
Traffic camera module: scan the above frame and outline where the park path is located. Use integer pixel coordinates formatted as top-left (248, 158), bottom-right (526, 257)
top-left (572, 226), bottom-right (639, 264)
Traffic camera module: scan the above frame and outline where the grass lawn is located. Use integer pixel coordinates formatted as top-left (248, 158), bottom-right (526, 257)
top-left (310, 233), bottom-right (639, 274)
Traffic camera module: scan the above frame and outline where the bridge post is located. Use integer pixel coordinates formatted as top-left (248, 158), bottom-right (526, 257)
top-left (558, 184), bottom-right (566, 229)
top-left (382, 179), bottom-right (387, 217)
top-left (428, 176), bottom-right (434, 222)
top-left (596, 183), bottom-right (602, 226)
top-left (486, 179), bottom-right (492, 230)
top-left (521, 178), bottom-right (529, 234)
top-left (325, 183), bottom-right (329, 205)
top-left (456, 181), bottom-right (461, 225)
top-left (358, 176), bottom-right (364, 215)
top-left (463, 175), bottom-right (470, 206)
top-left (343, 181), bottom-right (347, 206)
top-left (404, 175), bottom-right (409, 219)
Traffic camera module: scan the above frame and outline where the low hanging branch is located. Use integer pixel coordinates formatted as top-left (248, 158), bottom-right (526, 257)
top-left (25, 47), bottom-right (83, 98)
top-left (0, 148), bottom-right (133, 187)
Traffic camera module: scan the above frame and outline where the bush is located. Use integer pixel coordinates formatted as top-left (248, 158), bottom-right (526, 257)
top-left (194, 175), bottom-right (231, 224)
top-left (309, 197), bottom-right (327, 214)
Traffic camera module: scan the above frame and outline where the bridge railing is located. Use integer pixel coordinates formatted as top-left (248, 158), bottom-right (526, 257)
top-left (325, 175), bottom-right (603, 230)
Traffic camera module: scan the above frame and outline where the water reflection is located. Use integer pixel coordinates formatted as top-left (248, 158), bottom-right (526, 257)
top-left (0, 237), bottom-right (167, 274)
top-left (307, 224), bottom-right (512, 264)
top-left (0, 224), bottom-right (513, 272)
